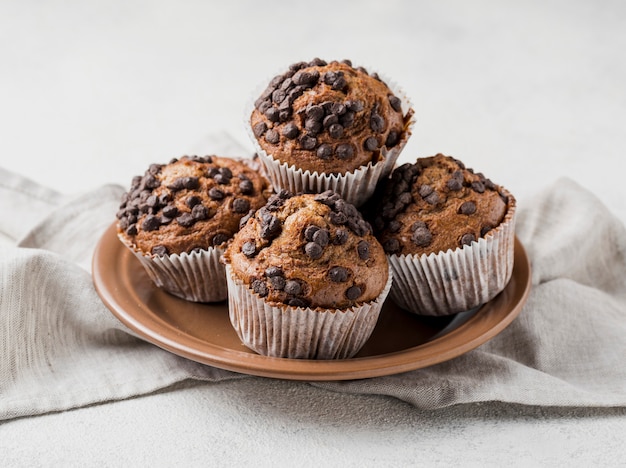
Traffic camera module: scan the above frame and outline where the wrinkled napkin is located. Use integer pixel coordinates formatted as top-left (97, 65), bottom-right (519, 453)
top-left (1, 163), bottom-right (625, 421)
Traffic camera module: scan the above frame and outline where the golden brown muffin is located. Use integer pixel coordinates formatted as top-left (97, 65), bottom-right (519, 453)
top-left (250, 58), bottom-right (412, 175)
top-left (116, 155), bottom-right (272, 255)
top-left (371, 154), bottom-right (510, 256)
top-left (223, 190), bottom-right (389, 309)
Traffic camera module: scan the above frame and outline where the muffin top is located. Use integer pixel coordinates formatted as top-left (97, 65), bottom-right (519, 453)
top-left (250, 58), bottom-right (412, 175)
top-left (116, 155), bottom-right (272, 255)
top-left (224, 190), bottom-right (389, 309)
top-left (371, 154), bottom-right (511, 256)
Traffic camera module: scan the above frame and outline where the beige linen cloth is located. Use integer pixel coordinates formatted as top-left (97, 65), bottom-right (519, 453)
top-left (1, 165), bottom-right (625, 421)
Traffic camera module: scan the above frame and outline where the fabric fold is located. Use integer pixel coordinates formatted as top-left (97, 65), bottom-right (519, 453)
top-left (1, 167), bottom-right (625, 420)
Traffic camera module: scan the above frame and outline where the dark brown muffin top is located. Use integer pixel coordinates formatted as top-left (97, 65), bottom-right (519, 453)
top-left (250, 58), bottom-right (412, 175)
top-left (116, 155), bottom-right (272, 256)
top-left (370, 154), bottom-right (511, 256)
top-left (224, 190), bottom-right (389, 309)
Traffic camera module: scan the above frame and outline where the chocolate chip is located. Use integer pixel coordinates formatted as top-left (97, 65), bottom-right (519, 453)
top-left (388, 95), bottom-right (402, 112)
top-left (270, 276), bottom-right (286, 290)
top-left (299, 134), bottom-right (317, 150)
top-left (284, 280), bottom-right (302, 296)
top-left (282, 122), bottom-right (299, 139)
top-left (191, 204), bottom-right (208, 220)
top-left (257, 100), bottom-right (272, 114)
top-left (146, 195), bottom-right (159, 208)
top-left (346, 100), bottom-right (364, 112)
top-left (304, 225), bottom-right (320, 241)
top-left (458, 201), bottom-right (477, 215)
top-left (293, 70), bottom-right (319, 86)
top-left (317, 144), bottom-right (333, 160)
top-left (186, 195), bottom-right (201, 208)
top-left (260, 216), bottom-right (281, 239)
top-left (331, 102), bottom-right (346, 115)
top-left (332, 75), bottom-right (347, 91)
top-left (184, 177), bottom-right (200, 190)
top-left (383, 238), bottom-right (400, 254)
top-left (242, 241), bottom-right (257, 257)
top-left (209, 187), bottom-right (225, 200)
top-left (329, 211), bottom-right (348, 225)
top-left (447, 178), bottom-right (463, 191)
top-left (142, 215), bottom-right (161, 232)
top-left (313, 228), bottom-right (330, 247)
top-left (167, 178), bottom-right (185, 191)
top-left (418, 185), bottom-right (433, 198)
top-left (151, 245), bottom-right (168, 256)
top-left (460, 233), bottom-right (476, 246)
top-left (323, 114), bottom-right (338, 128)
top-left (126, 224), bottom-right (138, 236)
top-left (364, 137), bottom-right (379, 151)
top-left (212, 233), bottom-right (229, 246)
top-left (265, 107), bottom-right (280, 123)
top-left (370, 113), bottom-right (385, 133)
top-left (480, 225), bottom-right (493, 237)
top-left (306, 105), bottom-right (324, 120)
top-left (335, 144), bottom-right (354, 160)
top-left (328, 266), bottom-right (349, 283)
top-left (385, 131), bottom-right (399, 147)
top-left (287, 298), bottom-right (308, 308)
top-left (238, 210), bottom-right (254, 229)
top-left (305, 242), bottom-right (323, 259)
top-left (345, 285), bottom-right (362, 301)
top-left (239, 179), bottom-right (254, 195)
top-left (265, 266), bottom-right (284, 277)
top-left (253, 122), bottom-right (267, 137)
top-left (176, 213), bottom-right (195, 227)
top-left (412, 226), bottom-right (433, 247)
top-left (328, 123), bottom-right (344, 139)
top-left (272, 89), bottom-right (286, 104)
top-left (357, 240), bottom-right (370, 260)
top-left (471, 181), bottom-right (485, 193)
top-left (232, 198), bottom-right (250, 214)
top-left (144, 175), bottom-right (160, 189)
top-left (305, 118), bottom-right (322, 134)
top-left (251, 279), bottom-right (268, 297)
top-left (424, 191), bottom-right (440, 205)
top-left (206, 167), bottom-right (219, 178)
top-left (388, 220), bottom-right (401, 233)
top-left (265, 129), bottom-right (280, 144)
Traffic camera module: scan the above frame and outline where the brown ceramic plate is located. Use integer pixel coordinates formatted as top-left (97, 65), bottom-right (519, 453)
top-left (92, 223), bottom-right (531, 381)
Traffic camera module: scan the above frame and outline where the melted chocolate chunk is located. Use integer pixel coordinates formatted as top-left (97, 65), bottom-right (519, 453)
top-left (357, 240), bottom-right (370, 260)
top-left (460, 232), bottom-right (476, 246)
top-left (328, 266), bottom-right (349, 283)
top-left (142, 215), bottom-right (161, 232)
top-left (252, 279), bottom-right (268, 297)
top-left (305, 241), bottom-right (323, 260)
top-left (242, 241), bottom-right (257, 257)
top-left (232, 198), bottom-right (251, 214)
top-left (284, 280), bottom-right (302, 296)
top-left (345, 285), bottom-right (362, 301)
top-left (176, 213), bottom-right (195, 228)
top-left (151, 245), bottom-right (168, 256)
top-left (458, 201), bottom-right (477, 215)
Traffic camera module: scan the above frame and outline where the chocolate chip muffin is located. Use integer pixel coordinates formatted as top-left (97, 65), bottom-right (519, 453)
top-left (372, 154), bottom-right (509, 256)
top-left (223, 190), bottom-right (392, 359)
top-left (248, 58), bottom-right (414, 206)
top-left (370, 154), bottom-right (517, 316)
top-left (116, 155), bottom-right (272, 302)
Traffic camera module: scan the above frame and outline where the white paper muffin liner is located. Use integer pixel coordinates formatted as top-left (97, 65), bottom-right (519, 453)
top-left (225, 264), bottom-right (393, 359)
top-left (244, 66), bottom-right (415, 207)
top-left (388, 190), bottom-right (517, 316)
top-left (119, 234), bottom-right (228, 302)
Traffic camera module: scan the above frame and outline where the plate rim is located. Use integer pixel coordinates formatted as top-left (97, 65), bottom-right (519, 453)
top-left (92, 223), bottom-right (531, 381)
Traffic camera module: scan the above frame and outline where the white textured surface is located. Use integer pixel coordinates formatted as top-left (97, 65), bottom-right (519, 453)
top-left (1, 0), bottom-right (625, 466)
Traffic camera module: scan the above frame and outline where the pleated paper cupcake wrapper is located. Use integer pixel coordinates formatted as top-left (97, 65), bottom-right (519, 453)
top-left (244, 68), bottom-right (415, 207)
top-left (225, 264), bottom-right (393, 359)
top-left (388, 192), bottom-right (517, 316)
top-left (119, 234), bottom-right (227, 302)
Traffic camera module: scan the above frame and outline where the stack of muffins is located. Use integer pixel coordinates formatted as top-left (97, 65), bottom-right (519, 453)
top-left (115, 58), bottom-right (516, 360)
